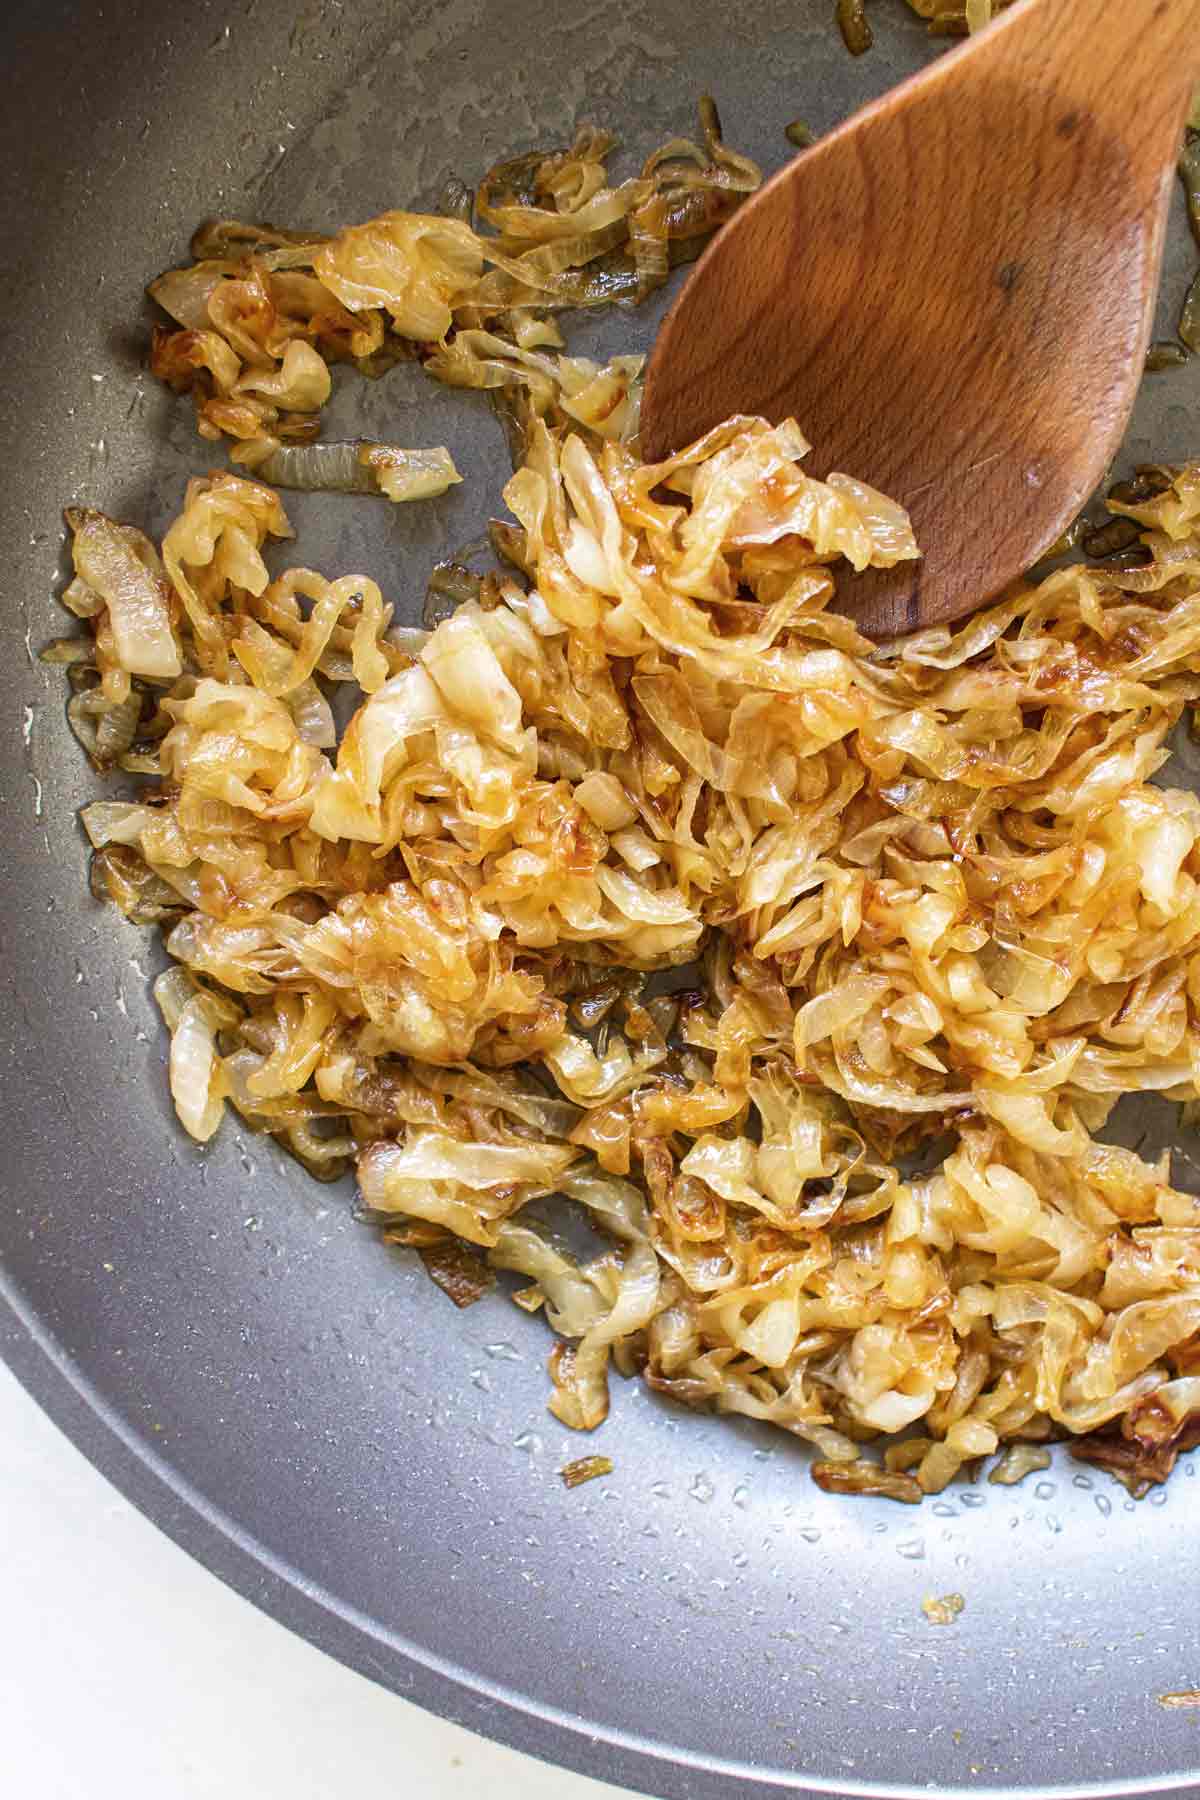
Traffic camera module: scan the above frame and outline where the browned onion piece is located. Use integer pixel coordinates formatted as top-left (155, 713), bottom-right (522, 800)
top-left (560, 1455), bottom-right (614, 1489)
top-left (253, 440), bottom-right (460, 501)
top-left (836, 0), bottom-right (873, 55)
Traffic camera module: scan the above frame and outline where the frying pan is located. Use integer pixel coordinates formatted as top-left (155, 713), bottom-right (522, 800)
top-left (5, 3), bottom-right (1200, 1795)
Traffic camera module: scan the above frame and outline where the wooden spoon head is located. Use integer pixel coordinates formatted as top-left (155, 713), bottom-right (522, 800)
top-left (641, 5), bottom-right (1189, 638)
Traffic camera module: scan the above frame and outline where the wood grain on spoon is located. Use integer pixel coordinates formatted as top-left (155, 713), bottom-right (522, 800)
top-left (640, 0), bottom-right (1200, 637)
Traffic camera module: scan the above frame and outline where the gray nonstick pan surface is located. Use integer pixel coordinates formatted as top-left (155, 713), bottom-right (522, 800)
top-left (5, 3), bottom-right (1200, 1795)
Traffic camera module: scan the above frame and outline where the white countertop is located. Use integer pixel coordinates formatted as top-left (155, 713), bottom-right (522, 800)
top-left (0, 1360), bottom-right (632, 1799)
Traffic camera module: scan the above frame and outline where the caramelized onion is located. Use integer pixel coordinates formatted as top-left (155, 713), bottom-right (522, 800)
top-left (60, 175), bottom-right (1200, 1499)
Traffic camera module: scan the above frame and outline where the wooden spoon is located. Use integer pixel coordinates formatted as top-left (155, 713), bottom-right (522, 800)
top-left (640, 0), bottom-right (1200, 637)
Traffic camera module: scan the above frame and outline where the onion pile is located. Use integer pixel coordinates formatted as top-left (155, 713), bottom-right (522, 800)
top-left (146, 103), bottom-right (759, 469)
top-left (53, 108), bottom-right (1200, 1504)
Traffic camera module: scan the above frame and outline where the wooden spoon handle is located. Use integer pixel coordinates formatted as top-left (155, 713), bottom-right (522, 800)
top-left (1011, 0), bottom-right (1200, 68)
top-left (986, 0), bottom-right (1200, 198)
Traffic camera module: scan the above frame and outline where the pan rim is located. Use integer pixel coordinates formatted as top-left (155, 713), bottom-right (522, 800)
top-left (4, 1264), bottom-right (1198, 1800)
